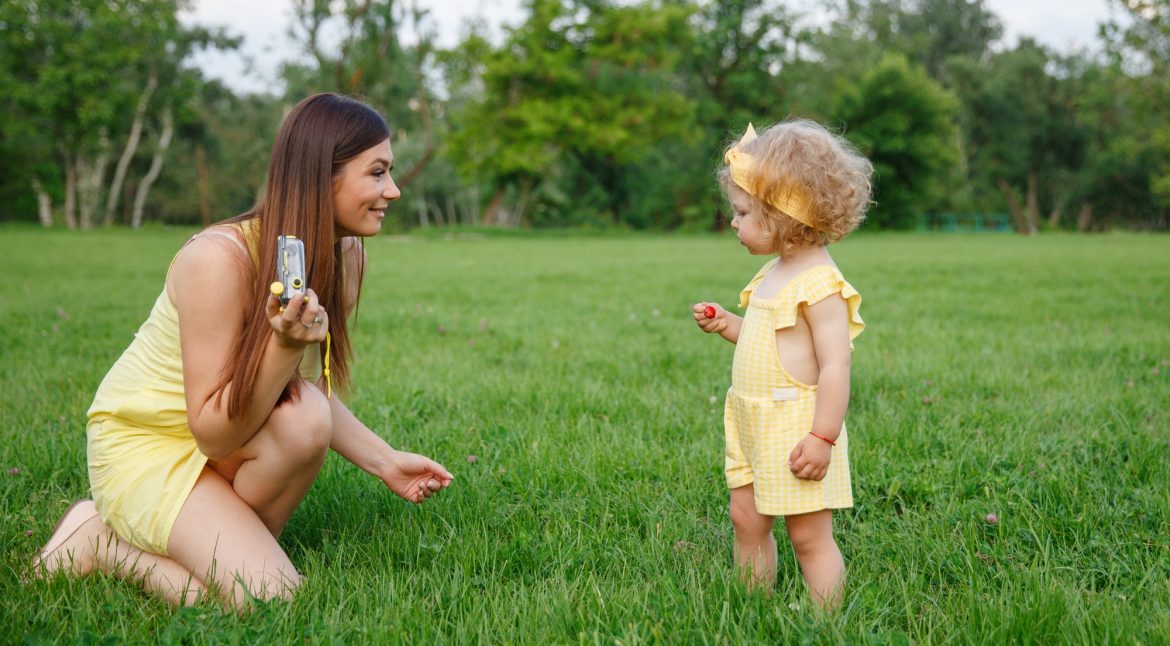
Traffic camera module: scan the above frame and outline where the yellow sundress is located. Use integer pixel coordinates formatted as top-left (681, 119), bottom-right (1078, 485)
top-left (723, 260), bottom-right (864, 516)
top-left (86, 219), bottom-right (322, 555)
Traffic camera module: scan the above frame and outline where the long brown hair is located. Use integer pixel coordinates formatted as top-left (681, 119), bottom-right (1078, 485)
top-left (219, 93), bottom-right (390, 419)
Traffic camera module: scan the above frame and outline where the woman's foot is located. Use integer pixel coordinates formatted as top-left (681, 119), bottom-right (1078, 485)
top-left (29, 499), bottom-right (102, 578)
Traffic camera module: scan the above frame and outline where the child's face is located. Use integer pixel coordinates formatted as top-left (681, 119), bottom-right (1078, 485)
top-left (727, 185), bottom-right (773, 255)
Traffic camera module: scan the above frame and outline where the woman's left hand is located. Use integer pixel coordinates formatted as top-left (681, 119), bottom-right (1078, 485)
top-left (380, 450), bottom-right (455, 503)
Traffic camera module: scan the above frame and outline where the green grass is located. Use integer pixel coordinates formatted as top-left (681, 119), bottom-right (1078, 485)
top-left (1, 226), bottom-right (1167, 644)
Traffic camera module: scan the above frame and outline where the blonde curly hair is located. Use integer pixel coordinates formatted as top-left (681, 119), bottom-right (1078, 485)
top-left (718, 119), bottom-right (873, 255)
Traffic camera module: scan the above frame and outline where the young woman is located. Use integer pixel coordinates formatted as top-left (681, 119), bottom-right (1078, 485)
top-left (31, 93), bottom-right (453, 609)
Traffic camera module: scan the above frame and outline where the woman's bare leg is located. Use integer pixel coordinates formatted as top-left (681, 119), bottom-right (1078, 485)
top-left (32, 500), bottom-right (207, 607)
top-left (166, 385), bottom-right (334, 607)
top-left (207, 383), bottom-right (333, 536)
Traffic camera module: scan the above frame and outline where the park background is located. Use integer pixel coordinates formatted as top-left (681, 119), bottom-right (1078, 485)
top-left (2, 0), bottom-right (1168, 643)
top-left (2, 0), bottom-right (1169, 233)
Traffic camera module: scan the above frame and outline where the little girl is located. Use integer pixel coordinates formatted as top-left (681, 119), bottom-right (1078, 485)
top-left (693, 120), bottom-right (872, 608)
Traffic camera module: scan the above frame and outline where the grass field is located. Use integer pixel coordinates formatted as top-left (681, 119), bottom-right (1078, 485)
top-left (1, 225), bottom-right (1167, 644)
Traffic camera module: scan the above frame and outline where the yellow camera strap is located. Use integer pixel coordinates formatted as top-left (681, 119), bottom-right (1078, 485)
top-left (323, 332), bottom-right (332, 399)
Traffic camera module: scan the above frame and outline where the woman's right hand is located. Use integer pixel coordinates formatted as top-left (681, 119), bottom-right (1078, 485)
top-left (692, 302), bottom-right (727, 334)
top-left (266, 289), bottom-right (330, 348)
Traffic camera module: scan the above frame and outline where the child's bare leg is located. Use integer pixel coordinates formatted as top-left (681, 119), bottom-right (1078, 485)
top-left (784, 509), bottom-right (844, 609)
top-left (729, 484), bottom-right (777, 590)
top-left (32, 500), bottom-right (207, 607)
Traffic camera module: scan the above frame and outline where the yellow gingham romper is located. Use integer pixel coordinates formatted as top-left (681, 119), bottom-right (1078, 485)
top-left (724, 260), bottom-right (864, 516)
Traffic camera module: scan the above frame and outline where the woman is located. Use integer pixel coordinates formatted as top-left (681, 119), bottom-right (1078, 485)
top-left (32, 93), bottom-right (453, 608)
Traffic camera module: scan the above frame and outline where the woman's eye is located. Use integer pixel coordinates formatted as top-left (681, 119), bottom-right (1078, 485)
top-left (372, 169), bottom-right (385, 177)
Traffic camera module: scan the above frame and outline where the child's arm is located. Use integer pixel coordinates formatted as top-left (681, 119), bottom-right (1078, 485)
top-left (692, 302), bottom-right (742, 344)
top-left (787, 294), bottom-right (852, 481)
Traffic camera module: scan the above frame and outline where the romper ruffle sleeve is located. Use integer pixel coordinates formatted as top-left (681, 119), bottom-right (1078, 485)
top-left (776, 265), bottom-right (865, 348)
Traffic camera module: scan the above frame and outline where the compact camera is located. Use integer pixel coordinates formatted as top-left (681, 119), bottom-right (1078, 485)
top-left (274, 235), bottom-right (307, 306)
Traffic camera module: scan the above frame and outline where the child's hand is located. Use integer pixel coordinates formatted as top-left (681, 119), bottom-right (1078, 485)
top-left (692, 302), bottom-right (727, 334)
top-left (788, 434), bottom-right (832, 481)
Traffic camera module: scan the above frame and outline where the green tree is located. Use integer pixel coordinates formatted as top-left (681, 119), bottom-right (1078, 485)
top-left (949, 40), bottom-right (1087, 233)
top-left (683, 0), bottom-right (806, 229)
top-left (1100, 0), bottom-right (1170, 225)
top-left (832, 54), bottom-right (960, 228)
top-left (0, 0), bottom-right (233, 228)
top-left (445, 0), bottom-right (695, 226)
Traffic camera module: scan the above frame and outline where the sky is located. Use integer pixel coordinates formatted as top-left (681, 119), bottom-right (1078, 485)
top-left (182, 0), bottom-right (1123, 95)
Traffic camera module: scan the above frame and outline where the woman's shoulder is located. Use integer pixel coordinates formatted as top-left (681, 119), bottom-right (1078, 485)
top-left (167, 228), bottom-right (254, 299)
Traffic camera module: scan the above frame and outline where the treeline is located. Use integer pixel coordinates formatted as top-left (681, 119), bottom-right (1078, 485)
top-left (2, 0), bottom-right (1168, 232)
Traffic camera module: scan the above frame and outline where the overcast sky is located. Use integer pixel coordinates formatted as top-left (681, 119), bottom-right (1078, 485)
top-left (182, 0), bottom-right (1123, 95)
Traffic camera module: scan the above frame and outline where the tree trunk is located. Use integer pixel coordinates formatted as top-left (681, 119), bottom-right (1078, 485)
top-left (396, 143), bottom-right (435, 190)
top-left (1076, 201), bottom-right (1094, 231)
top-left (995, 176), bottom-right (1029, 235)
top-left (76, 130), bottom-right (113, 229)
top-left (131, 109), bottom-right (175, 228)
top-left (63, 154), bottom-right (78, 230)
top-left (1047, 205), bottom-right (1063, 228)
top-left (1025, 168), bottom-right (1039, 234)
top-left (416, 191), bottom-right (429, 227)
top-left (196, 143), bottom-right (213, 227)
top-left (31, 179), bottom-right (53, 227)
top-left (104, 72), bottom-right (158, 226)
top-left (481, 186), bottom-right (504, 226)
top-left (514, 176), bottom-right (532, 227)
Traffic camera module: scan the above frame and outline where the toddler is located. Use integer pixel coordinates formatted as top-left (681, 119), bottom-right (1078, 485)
top-left (693, 120), bottom-right (872, 608)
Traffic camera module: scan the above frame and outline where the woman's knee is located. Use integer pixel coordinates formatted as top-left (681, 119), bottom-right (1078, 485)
top-left (265, 384), bottom-right (333, 462)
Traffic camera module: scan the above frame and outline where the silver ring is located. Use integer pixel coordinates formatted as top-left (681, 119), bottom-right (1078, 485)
top-left (314, 316), bottom-right (323, 325)
top-left (302, 321), bottom-right (313, 329)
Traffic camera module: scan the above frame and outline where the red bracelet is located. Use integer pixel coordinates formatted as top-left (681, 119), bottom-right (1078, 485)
top-left (809, 431), bottom-right (837, 446)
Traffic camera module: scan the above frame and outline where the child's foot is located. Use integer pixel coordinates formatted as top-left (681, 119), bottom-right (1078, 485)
top-left (28, 499), bottom-right (102, 579)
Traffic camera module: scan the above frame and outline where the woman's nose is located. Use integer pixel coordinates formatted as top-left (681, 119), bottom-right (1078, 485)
top-left (384, 177), bottom-right (401, 201)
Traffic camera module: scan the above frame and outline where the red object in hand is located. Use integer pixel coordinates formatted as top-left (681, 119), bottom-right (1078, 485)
top-left (704, 305), bottom-right (716, 319)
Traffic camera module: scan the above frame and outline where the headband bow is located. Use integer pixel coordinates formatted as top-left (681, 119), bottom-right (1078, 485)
top-left (724, 123), bottom-right (819, 231)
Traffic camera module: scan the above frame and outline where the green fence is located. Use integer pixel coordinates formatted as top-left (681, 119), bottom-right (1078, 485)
top-left (916, 212), bottom-right (1012, 232)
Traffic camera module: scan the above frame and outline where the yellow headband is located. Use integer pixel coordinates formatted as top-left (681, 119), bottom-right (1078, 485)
top-left (724, 123), bottom-right (819, 231)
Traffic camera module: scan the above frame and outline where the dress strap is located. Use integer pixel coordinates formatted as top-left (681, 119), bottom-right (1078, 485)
top-left (190, 228), bottom-right (249, 257)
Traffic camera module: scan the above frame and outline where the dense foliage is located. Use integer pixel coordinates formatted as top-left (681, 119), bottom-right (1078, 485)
top-left (1, 0), bottom-right (1167, 231)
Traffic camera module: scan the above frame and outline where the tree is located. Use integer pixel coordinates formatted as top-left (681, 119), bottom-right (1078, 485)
top-left (832, 54), bottom-right (960, 228)
top-left (1101, 0), bottom-right (1170, 225)
top-left (0, 0), bottom-right (234, 228)
top-left (949, 40), bottom-right (1087, 233)
top-left (445, 0), bottom-right (696, 226)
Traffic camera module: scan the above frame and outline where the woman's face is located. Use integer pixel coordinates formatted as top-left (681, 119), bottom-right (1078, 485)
top-left (333, 138), bottom-right (400, 237)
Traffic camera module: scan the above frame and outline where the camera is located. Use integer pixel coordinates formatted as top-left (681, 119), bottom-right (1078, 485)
top-left (274, 235), bottom-right (307, 306)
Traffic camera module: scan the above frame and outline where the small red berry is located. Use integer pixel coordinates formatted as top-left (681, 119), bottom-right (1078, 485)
top-left (704, 306), bottom-right (716, 319)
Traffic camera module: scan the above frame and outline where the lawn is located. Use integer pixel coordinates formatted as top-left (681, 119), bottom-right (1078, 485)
top-left (1, 226), bottom-right (1167, 643)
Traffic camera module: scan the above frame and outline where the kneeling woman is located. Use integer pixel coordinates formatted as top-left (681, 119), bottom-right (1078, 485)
top-left (33, 93), bottom-right (453, 609)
